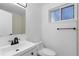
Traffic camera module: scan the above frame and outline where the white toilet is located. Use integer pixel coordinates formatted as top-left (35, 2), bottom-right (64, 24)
top-left (38, 48), bottom-right (56, 56)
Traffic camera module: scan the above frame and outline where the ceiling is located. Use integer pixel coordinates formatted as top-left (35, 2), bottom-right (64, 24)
top-left (0, 3), bottom-right (46, 16)
top-left (0, 3), bottom-right (26, 15)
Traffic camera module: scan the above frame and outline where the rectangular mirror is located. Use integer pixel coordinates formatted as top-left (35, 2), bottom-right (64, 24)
top-left (0, 3), bottom-right (26, 36)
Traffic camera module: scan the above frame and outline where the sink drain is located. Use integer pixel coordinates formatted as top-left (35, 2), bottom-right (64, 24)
top-left (16, 49), bottom-right (19, 51)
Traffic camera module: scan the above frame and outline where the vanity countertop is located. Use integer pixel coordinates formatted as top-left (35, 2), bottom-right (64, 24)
top-left (0, 41), bottom-right (39, 56)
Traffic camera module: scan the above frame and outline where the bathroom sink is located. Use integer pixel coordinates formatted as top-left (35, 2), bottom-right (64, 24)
top-left (0, 44), bottom-right (20, 56)
top-left (0, 41), bottom-right (36, 56)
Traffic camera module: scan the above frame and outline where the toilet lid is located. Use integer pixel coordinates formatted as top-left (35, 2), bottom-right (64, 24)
top-left (38, 48), bottom-right (56, 56)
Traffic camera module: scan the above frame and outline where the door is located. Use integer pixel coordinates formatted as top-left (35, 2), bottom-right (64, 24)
top-left (78, 3), bottom-right (79, 56)
top-left (50, 4), bottom-right (77, 56)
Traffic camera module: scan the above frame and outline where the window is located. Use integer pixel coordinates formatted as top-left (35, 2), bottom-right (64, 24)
top-left (50, 4), bottom-right (75, 22)
top-left (61, 5), bottom-right (74, 20)
top-left (50, 9), bottom-right (61, 22)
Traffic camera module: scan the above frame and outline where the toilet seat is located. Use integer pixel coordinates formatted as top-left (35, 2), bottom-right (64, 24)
top-left (38, 48), bottom-right (56, 56)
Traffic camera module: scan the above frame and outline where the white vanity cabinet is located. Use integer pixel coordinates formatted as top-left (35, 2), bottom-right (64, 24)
top-left (14, 44), bottom-right (39, 56)
top-left (13, 41), bottom-right (43, 56)
top-left (23, 46), bottom-right (38, 56)
top-left (22, 42), bottom-right (43, 56)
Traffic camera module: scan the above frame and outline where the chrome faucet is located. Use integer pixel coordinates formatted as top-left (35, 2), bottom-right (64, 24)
top-left (8, 37), bottom-right (20, 45)
top-left (14, 37), bottom-right (19, 44)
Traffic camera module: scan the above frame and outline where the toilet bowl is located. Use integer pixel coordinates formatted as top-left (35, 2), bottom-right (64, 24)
top-left (38, 48), bottom-right (56, 56)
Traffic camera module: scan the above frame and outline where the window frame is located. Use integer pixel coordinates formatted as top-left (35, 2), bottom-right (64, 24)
top-left (49, 4), bottom-right (77, 23)
top-left (61, 5), bottom-right (74, 20)
top-left (50, 8), bottom-right (61, 22)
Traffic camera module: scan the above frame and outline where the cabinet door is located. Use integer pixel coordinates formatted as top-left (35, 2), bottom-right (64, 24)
top-left (23, 46), bottom-right (38, 56)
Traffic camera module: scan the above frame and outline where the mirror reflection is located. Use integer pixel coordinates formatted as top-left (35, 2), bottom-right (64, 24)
top-left (0, 3), bottom-right (26, 36)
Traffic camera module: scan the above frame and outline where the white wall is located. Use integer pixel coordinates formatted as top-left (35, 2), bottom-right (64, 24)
top-left (0, 9), bottom-right (12, 47)
top-left (42, 3), bottom-right (77, 56)
top-left (0, 9), bottom-right (12, 36)
top-left (26, 3), bottom-right (42, 42)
